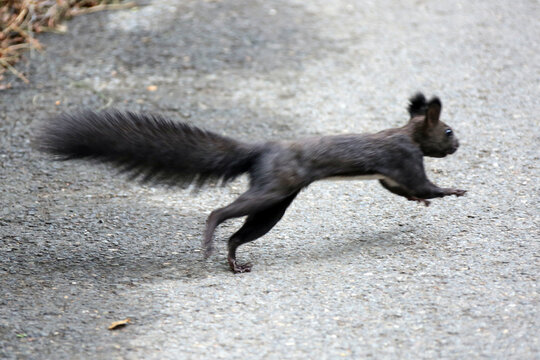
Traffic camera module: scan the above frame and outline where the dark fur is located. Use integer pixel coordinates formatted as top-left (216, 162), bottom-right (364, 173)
top-left (37, 111), bottom-right (260, 188)
top-left (407, 92), bottom-right (428, 117)
top-left (37, 93), bottom-right (466, 273)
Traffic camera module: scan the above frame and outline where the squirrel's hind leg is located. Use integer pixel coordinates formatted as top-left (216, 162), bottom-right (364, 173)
top-left (226, 191), bottom-right (299, 273)
top-left (202, 188), bottom-right (298, 260)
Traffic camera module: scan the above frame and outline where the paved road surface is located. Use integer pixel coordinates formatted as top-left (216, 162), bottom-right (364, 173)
top-left (1, 0), bottom-right (538, 358)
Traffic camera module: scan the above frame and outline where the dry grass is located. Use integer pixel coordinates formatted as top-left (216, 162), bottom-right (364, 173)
top-left (0, 0), bottom-right (134, 88)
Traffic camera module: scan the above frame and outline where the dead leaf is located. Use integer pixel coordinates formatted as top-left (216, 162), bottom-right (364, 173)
top-left (108, 318), bottom-right (131, 330)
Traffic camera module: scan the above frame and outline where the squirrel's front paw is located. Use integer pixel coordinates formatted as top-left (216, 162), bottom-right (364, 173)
top-left (407, 196), bottom-right (431, 207)
top-left (448, 189), bottom-right (467, 197)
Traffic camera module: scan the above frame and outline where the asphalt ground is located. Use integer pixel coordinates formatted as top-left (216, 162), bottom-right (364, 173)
top-left (0, 0), bottom-right (538, 358)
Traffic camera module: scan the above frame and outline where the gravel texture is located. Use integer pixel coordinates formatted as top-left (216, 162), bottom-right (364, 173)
top-left (0, 0), bottom-right (538, 358)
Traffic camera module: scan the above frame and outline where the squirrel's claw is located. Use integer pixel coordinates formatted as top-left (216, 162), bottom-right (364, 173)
top-left (453, 189), bottom-right (467, 197)
top-left (407, 196), bottom-right (431, 207)
top-left (228, 257), bottom-right (252, 273)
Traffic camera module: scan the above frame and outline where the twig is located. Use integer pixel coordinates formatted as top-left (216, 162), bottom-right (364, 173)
top-left (0, 43), bottom-right (34, 54)
top-left (0, 58), bottom-right (29, 83)
top-left (9, 24), bottom-right (43, 50)
top-left (68, 2), bottom-right (137, 16)
top-left (1, 7), bottom-right (29, 35)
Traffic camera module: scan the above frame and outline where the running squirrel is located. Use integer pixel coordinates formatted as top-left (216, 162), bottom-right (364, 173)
top-left (37, 93), bottom-right (467, 273)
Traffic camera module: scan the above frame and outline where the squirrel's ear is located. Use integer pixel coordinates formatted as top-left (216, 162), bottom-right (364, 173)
top-left (408, 92), bottom-right (427, 117)
top-left (425, 97), bottom-right (442, 126)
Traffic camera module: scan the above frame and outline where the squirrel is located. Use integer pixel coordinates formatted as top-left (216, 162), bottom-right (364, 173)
top-left (37, 93), bottom-right (467, 273)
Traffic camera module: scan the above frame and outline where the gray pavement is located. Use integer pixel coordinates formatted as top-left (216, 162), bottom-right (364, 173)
top-left (0, 0), bottom-right (538, 358)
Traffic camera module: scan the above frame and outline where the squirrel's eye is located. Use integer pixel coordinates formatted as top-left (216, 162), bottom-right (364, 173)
top-left (445, 128), bottom-right (453, 137)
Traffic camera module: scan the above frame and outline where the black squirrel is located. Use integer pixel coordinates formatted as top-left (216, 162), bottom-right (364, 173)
top-left (37, 93), bottom-right (466, 273)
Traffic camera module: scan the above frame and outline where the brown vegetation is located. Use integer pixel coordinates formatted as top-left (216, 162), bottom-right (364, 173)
top-left (0, 0), bottom-right (133, 87)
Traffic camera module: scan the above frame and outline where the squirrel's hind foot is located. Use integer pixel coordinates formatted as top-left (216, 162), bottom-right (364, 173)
top-left (228, 257), bottom-right (252, 274)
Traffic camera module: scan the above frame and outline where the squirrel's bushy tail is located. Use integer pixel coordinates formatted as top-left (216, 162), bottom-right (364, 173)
top-left (37, 110), bottom-right (260, 187)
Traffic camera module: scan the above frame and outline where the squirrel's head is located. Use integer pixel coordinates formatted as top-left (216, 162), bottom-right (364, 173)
top-left (407, 93), bottom-right (459, 158)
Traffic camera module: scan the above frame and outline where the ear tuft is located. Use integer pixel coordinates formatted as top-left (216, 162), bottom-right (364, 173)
top-left (408, 93), bottom-right (427, 117)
